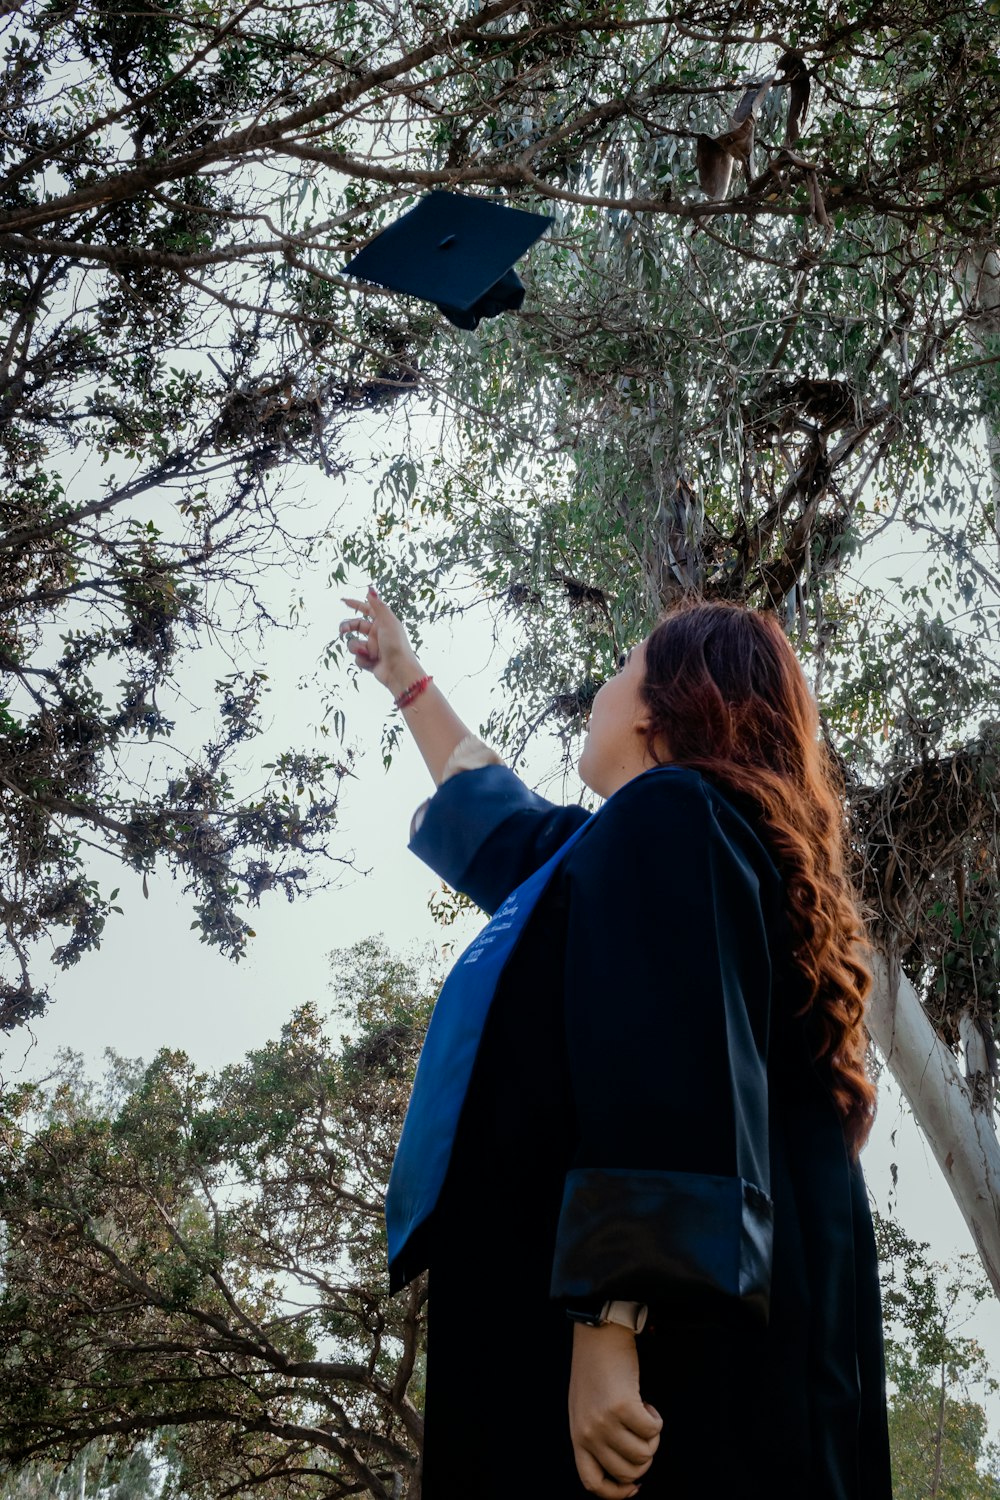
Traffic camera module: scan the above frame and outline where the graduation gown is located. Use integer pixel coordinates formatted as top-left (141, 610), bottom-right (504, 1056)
top-left (400, 763), bottom-right (893, 1500)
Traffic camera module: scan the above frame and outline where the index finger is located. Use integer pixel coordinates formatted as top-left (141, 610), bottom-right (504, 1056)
top-left (625, 1402), bottom-right (662, 1440)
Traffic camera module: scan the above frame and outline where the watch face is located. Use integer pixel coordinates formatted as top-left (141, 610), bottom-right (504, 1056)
top-left (565, 1307), bottom-right (604, 1326)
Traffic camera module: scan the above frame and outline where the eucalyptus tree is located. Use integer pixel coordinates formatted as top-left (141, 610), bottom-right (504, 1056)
top-left (3, 0), bottom-right (1000, 1290)
top-left (0, 1446), bottom-right (164, 1500)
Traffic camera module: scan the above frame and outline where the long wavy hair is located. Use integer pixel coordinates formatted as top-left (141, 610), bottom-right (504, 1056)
top-left (638, 595), bottom-right (877, 1159)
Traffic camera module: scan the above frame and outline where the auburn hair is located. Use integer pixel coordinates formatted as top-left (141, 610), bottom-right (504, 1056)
top-left (638, 595), bottom-right (877, 1159)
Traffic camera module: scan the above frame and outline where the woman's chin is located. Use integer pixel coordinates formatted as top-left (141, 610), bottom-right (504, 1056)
top-left (577, 748), bottom-right (602, 798)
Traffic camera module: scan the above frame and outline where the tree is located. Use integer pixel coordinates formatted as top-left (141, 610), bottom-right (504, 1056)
top-left (1, 0), bottom-right (438, 1029)
top-left (876, 1213), bottom-right (1000, 1499)
top-left (0, 940), bottom-right (432, 1499)
top-left (3, 0), bottom-right (1000, 1289)
top-left (3, 944), bottom-right (1000, 1499)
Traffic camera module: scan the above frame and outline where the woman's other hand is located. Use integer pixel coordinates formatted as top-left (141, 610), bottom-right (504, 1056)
top-left (339, 586), bottom-right (424, 698)
top-left (569, 1323), bottom-right (663, 1498)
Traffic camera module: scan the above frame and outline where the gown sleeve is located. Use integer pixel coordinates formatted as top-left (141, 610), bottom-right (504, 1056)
top-left (408, 762), bottom-right (592, 916)
top-left (548, 768), bottom-right (777, 1323)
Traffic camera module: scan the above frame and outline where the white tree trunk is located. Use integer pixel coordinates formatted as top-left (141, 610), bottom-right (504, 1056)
top-left (866, 950), bottom-right (1000, 1297)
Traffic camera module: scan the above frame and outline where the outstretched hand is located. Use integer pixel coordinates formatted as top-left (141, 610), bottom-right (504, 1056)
top-left (339, 586), bottom-right (424, 697)
top-left (569, 1323), bottom-right (662, 1498)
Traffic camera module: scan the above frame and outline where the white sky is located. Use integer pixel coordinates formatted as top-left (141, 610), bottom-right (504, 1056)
top-left (5, 427), bottom-right (1000, 1447)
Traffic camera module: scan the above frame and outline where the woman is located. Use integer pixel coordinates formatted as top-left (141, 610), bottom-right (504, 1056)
top-left (339, 587), bottom-right (893, 1500)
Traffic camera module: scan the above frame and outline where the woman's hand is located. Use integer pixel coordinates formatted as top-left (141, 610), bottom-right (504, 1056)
top-left (569, 1323), bottom-right (663, 1498)
top-left (337, 584), bottom-right (475, 783)
top-left (339, 586), bottom-right (424, 698)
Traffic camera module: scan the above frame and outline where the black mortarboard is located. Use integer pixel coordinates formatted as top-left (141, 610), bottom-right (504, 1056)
top-left (342, 191), bottom-right (553, 330)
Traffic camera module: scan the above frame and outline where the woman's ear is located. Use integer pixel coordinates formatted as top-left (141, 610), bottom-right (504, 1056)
top-left (634, 716), bottom-right (657, 768)
top-left (639, 720), bottom-right (671, 765)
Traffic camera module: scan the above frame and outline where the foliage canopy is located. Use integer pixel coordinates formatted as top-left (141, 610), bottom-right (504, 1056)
top-left (0, 941), bottom-right (433, 1499)
top-left (1, 1), bottom-right (999, 1124)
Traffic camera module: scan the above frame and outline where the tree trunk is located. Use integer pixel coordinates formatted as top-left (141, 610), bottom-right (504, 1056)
top-left (866, 950), bottom-right (1000, 1297)
top-left (929, 1353), bottom-right (946, 1499)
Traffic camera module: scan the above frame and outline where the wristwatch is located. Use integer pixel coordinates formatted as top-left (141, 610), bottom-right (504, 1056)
top-left (565, 1299), bottom-right (649, 1333)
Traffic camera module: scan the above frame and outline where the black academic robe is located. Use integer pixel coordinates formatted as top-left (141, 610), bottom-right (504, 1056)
top-left (405, 763), bottom-right (893, 1500)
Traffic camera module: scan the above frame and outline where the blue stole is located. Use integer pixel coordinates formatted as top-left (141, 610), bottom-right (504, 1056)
top-left (385, 814), bottom-right (594, 1284)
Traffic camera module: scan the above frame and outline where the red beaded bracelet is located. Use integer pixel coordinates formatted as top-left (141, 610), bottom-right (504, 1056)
top-left (395, 674), bottom-right (433, 710)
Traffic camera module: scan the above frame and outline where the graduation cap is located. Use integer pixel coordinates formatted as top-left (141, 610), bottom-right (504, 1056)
top-left (343, 190), bottom-right (553, 330)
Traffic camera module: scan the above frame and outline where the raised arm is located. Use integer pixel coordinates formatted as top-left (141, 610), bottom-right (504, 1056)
top-left (340, 585), bottom-right (473, 785)
top-left (340, 586), bottom-right (591, 913)
top-left (409, 762), bottom-right (590, 914)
